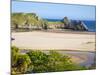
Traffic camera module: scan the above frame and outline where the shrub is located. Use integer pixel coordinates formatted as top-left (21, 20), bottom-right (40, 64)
top-left (11, 47), bottom-right (88, 74)
top-left (27, 51), bottom-right (49, 73)
top-left (11, 46), bottom-right (19, 67)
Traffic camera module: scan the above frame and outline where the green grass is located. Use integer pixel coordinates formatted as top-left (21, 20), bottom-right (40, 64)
top-left (48, 21), bottom-right (64, 25)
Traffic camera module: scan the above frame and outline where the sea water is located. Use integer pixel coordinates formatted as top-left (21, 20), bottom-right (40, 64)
top-left (83, 20), bottom-right (96, 32)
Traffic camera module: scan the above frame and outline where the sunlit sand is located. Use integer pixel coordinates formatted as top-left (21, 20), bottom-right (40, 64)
top-left (12, 31), bottom-right (95, 51)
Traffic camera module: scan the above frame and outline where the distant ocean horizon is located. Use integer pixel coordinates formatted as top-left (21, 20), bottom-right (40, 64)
top-left (45, 18), bottom-right (96, 32)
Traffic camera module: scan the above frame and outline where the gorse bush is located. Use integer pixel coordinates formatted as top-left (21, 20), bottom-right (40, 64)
top-left (15, 54), bottom-right (31, 73)
top-left (11, 46), bottom-right (19, 67)
top-left (27, 51), bottom-right (49, 65)
top-left (11, 46), bottom-right (87, 74)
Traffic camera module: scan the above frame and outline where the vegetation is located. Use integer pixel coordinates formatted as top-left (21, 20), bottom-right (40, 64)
top-left (48, 21), bottom-right (63, 25)
top-left (11, 13), bottom-right (48, 30)
top-left (11, 46), bottom-right (89, 74)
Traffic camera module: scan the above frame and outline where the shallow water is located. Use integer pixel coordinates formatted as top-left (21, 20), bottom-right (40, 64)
top-left (45, 51), bottom-right (96, 67)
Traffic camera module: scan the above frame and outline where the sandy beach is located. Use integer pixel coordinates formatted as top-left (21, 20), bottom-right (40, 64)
top-left (12, 31), bottom-right (96, 67)
top-left (12, 31), bottom-right (96, 51)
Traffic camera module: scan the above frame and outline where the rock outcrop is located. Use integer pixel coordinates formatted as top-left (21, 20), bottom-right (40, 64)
top-left (62, 17), bottom-right (88, 31)
top-left (70, 20), bottom-right (88, 31)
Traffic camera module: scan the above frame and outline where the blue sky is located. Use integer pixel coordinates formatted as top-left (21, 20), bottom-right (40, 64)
top-left (12, 1), bottom-right (96, 20)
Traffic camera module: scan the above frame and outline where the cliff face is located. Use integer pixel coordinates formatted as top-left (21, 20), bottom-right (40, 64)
top-left (70, 20), bottom-right (88, 31)
top-left (62, 17), bottom-right (88, 31)
top-left (12, 13), bottom-right (88, 31)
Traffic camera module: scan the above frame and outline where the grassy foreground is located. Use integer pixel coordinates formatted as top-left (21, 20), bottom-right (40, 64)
top-left (11, 46), bottom-right (93, 74)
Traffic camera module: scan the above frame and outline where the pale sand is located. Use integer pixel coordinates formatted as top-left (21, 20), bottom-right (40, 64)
top-left (12, 31), bottom-right (96, 51)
